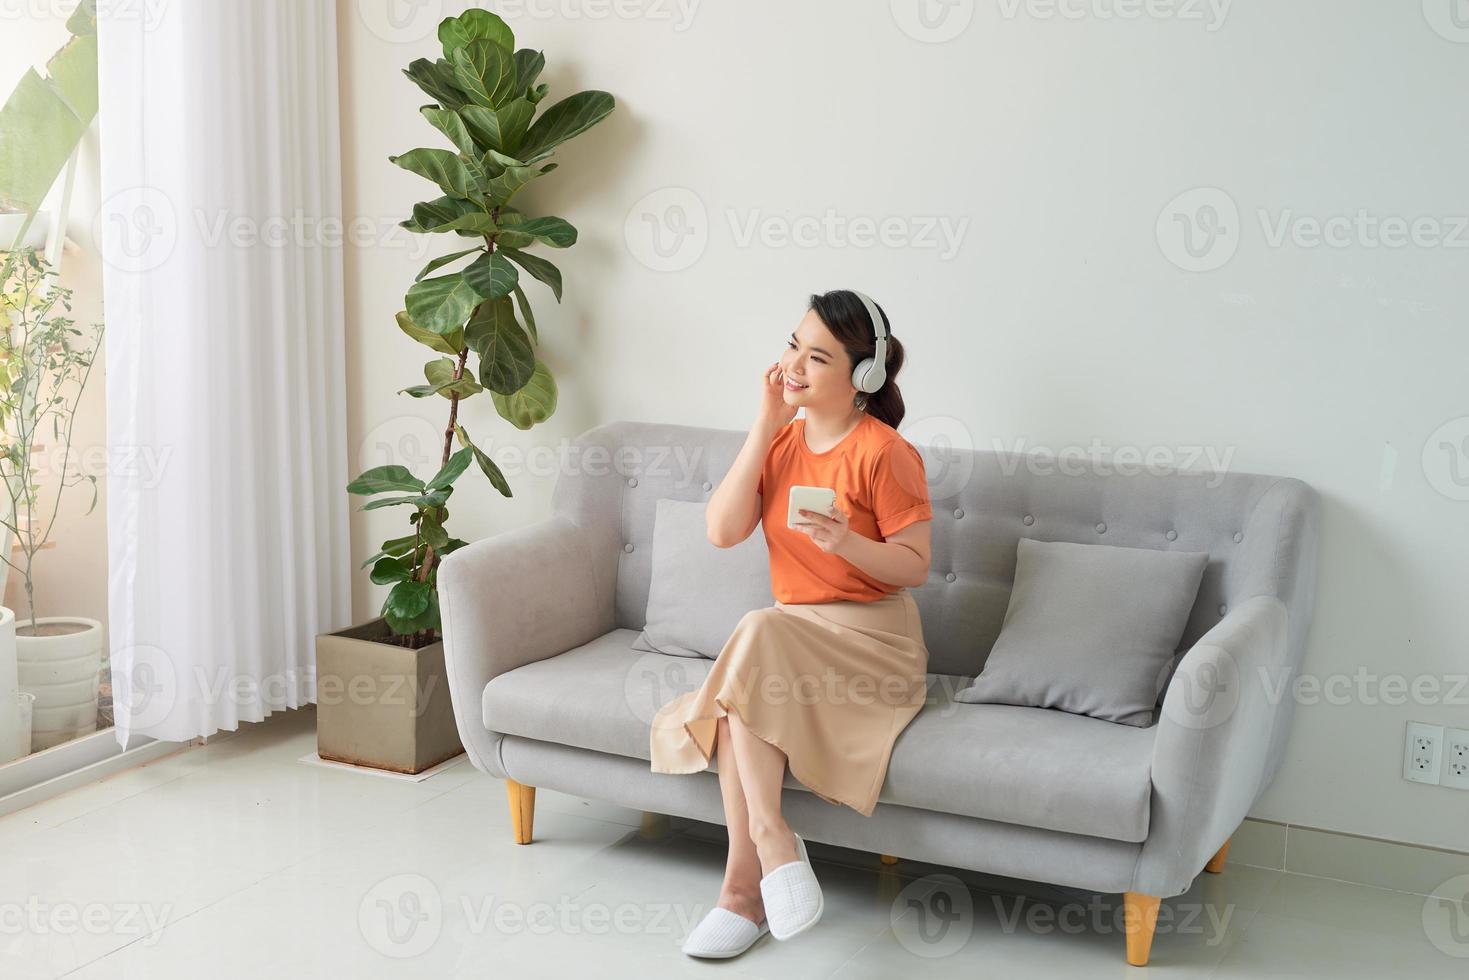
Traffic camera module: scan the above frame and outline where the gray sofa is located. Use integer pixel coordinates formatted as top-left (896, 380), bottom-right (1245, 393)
top-left (438, 418), bottom-right (1321, 966)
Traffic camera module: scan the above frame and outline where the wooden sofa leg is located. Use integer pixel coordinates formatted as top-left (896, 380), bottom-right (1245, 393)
top-left (506, 778), bottom-right (536, 844)
top-left (879, 853), bottom-right (899, 865)
top-left (1123, 891), bottom-right (1161, 966)
top-left (1205, 837), bottom-right (1232, 873)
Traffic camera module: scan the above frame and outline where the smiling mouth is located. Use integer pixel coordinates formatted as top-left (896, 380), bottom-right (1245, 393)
top-left (785, 378), bottom-right (809, 390)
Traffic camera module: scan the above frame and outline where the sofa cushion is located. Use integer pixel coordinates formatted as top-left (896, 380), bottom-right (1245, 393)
top-left (954, 538), bottom-right (1209, 726)
top-left (630, 498), bottom-right (773, 659)
top-left (482, 628), bottom-right (1156, 842)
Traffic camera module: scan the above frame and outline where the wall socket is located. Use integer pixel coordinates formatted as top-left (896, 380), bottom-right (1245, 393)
top-left (1443, 727), bottom-right (1469, 791)
top-left (1403, 722), bottom-right (1443, 785)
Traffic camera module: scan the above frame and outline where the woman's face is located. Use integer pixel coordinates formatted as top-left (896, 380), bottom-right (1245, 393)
top-left (780, 309), bottom-right (854, 410)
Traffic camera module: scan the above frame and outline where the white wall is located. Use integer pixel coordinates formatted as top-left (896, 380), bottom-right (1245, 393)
top-left (338, 0), bottom-right (1469, 853)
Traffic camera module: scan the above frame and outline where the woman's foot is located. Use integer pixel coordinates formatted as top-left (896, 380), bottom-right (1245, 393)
top-left (716, 886), bottom-right (765, 927)
top-left (751, 821), bottom-right (800, 877)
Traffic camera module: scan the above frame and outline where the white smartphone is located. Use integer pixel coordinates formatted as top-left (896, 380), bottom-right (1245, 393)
top-left (788, 485), bottom-right (837, 529)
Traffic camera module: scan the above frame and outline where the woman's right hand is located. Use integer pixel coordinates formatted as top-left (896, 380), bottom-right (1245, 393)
top-left (758, 361), bottom-right (798, 428)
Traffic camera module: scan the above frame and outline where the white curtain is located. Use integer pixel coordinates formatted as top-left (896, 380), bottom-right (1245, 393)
top-left (97, 0), bottom-right (350, 745)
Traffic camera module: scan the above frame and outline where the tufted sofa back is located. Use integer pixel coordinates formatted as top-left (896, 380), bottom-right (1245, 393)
top-left (551, 420), bottom-right (1321, 684)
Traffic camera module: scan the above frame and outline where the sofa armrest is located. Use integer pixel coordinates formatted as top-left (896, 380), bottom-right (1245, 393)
top-left (1131, 594), bottom-right (1290, 897)
top-left (438, 514), bottom-right (616, 777)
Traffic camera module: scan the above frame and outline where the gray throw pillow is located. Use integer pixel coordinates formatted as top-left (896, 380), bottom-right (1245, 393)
top-left (954, 537), bottom-right (1209, 726)
top-left (630, 498), bottom-right (773, 659)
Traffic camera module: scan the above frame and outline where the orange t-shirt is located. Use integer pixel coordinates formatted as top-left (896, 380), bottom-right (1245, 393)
top-left (755, 411), bottom-right (933, 604)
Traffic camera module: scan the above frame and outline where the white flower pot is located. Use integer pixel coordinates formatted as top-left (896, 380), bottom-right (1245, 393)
top-left (16, 616), bottom-right (104, 752)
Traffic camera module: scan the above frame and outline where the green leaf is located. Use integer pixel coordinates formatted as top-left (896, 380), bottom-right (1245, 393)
top-left (462, 251), bottom-right (518, 299)
top-left (403, 195), bottom-right (478, 234)
top-left (426, 446), bottom-right (474, 491)
top-left (361, 534), bottom-right (424, 569)
top-left (527, 82), bottom-right (550, 105)
top-left (396, 310), bottom-right (463, 355)
top-left (460, 100), bottom-right (534, 155)
top-left (415, 247), bottom-right (482, 282)
top-left (439, 9), bottom-right (514, 58)
top-left (347, 465), bottom-right (425, 495)
top-left (500, 247), bottom-right (563, 301)
top-left (418, 511), bottom-right (451, 550)
top-left (403, 58), bottom-right (467, 110)
top-left (420, 105), bottom-right (478, 158)
top-left (362, 488), bottom-right (451, 511)
top-left (383, 588), bottom-right (439, 635)
top-left (452, 39), bottom-right (517, 109)
top-left (66, 0), bottom-right (97, 35)
top-left (513, 50), bottom-right (545, 98)
top-left (47, 32), bottom-right (98, 125)
top-left (390, 148), bottom-right (473, 199)
top-left (512, 284), bottom-right (538, 345)
top-left (424, 356), bottom-right (483, 399)
top-left (484, 161), bottom-right (539, 204)
top-left (492, 359), bottom-right (558, 430)
top-left (518, 91), bottom-right (614, 159)
top-left (427, 211), bottom-right (501, 236)
top-left (370, 556), bottom-right (413, 585)
top-left (507, 215), bottom-right (578, 248)
top-left (455, 424), bottom-right (513, 497)
top-left (0, 69), bottom-right (88, 213)
top-left (464, 297), bottom-right (536, 393)
top-left (385, 580), bottom-right (432, 619)
top-left (406, 272), bottom-right (484, 334)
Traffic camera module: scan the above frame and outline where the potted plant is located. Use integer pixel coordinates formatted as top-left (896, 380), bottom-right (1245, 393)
top-left (315, 8), bottom-right (614, 774)
top-left (0, 248), bottom-right (104, 753)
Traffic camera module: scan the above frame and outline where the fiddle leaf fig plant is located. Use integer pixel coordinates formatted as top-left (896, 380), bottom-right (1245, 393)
top-left (348, 9), bottom-right (614, 647)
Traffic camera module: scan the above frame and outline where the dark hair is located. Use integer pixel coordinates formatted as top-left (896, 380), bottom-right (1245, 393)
top-left (807, 289), bottom-right (907, 429)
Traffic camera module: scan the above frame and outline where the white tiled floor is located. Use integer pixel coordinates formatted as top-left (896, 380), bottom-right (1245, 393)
top-left (2, 706), bottom-right (1465, 978)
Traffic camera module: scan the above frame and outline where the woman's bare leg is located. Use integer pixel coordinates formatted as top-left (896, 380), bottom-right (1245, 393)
top-left (712, 714), bottom-right (765, 925)
top-left (725, 708), bottom-right (799, 875)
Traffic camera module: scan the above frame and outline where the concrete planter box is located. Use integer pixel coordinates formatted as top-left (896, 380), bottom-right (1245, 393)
top-left (315, 618), bottom-right (464, 774)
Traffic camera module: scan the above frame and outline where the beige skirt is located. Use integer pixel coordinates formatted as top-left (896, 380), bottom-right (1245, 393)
top-left (648, 588), bottom-right (929, 817)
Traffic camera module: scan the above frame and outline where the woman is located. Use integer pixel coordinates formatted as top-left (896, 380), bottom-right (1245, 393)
top-left (649, 289), bottom-right (934, 958)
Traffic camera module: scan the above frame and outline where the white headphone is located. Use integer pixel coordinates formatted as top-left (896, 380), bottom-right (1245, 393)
top-left (847, 289), bottom-right (890, 394)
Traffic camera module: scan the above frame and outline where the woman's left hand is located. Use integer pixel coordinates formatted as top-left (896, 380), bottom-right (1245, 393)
top-left (796, 504), bottom-right (852, 555)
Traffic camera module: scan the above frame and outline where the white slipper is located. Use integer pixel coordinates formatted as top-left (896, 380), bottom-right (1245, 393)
top-left (681, 906), bottom-right (770, 958)
top-left (759, 831), bottom-right (823, 940)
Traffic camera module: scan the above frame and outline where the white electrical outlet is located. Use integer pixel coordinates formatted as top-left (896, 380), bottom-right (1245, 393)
top-left (1403, 722), bottom-right (1444, 785)
top-left (1442, 727), bottom-right (1469, 791)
